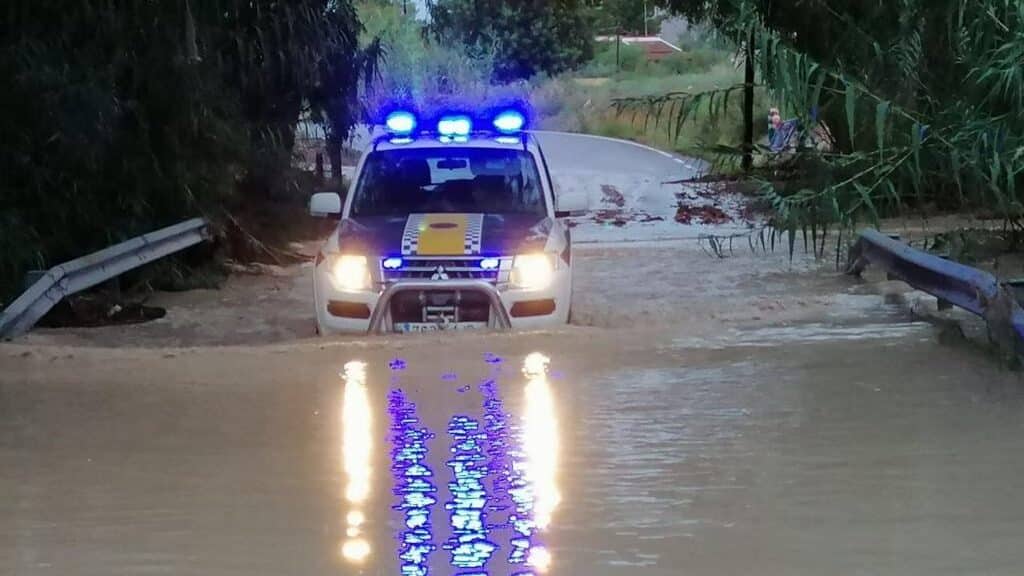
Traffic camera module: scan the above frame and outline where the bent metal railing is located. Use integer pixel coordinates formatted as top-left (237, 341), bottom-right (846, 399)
top-left (847, 228), bottom-right (1024, 357)
top-left (0, 218), bottom-right (211, 339)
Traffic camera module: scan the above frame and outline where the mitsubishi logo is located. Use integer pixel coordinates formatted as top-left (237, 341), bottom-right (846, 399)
top-left (431, 265), bottom-right (450, 280)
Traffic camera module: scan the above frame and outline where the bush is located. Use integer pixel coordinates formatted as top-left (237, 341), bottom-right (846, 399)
top-left (0, 1), bottom-right (364, 303)
top-left (428, 0), bottom-right (593, 81)
top-left (579, 43), bottom-right (648, 76)
top-left (652, 49), bottom-right (728, 75)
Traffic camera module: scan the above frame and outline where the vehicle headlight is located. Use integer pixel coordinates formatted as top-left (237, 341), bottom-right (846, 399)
top-left (330, 255), bottom-right (371, 292)
top-left (511, 253), bottom-right (555, 290)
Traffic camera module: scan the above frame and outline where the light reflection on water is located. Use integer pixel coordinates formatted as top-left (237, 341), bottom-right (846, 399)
top-left (445, 414), bottom-right (499, 569)
top-left (388, 389), bottom-right (438, 576)
top-left (522, 353), bottom-right (560, 533)
top-left (509, 353), bottom-right (560, 574)
top-left (341, 361), bottom-right (373, 563)
top-left (343, 353), bottom-right (562, 574)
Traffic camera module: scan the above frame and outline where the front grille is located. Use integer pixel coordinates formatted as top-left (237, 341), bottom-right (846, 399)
top-left (390, 290), bottom-right (491, 323)
top-left (382, 257), bottom-right (510, 284)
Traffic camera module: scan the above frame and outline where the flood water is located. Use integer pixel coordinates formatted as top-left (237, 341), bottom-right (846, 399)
top-left (2, 320), bottom-right (1023, 576)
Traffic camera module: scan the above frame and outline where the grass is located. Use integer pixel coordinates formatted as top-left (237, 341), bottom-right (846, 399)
top-left (533, 51), bottom-right (766, 168)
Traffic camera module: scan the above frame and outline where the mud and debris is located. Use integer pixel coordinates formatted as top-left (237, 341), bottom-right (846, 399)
top-left (601, 184), bottom-right (627, 208)
top-left (675, 204), bottom-right (733, 225)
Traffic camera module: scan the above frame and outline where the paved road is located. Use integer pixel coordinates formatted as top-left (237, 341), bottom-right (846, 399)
top-left (4, 133), bottom-right (1023, 575)
top-left (352, 128), bottom-right (749, 243)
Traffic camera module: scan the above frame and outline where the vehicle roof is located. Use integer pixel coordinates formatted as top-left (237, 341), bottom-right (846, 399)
top-left (371, 132), bottom-right (542, 154)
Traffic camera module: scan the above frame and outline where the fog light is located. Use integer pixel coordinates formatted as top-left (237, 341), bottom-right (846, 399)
top-left (511, 253), bottom-right (554, 290)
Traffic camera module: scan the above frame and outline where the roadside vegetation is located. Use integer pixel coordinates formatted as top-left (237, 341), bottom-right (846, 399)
top-left (624, 0), bottom-right (1024, 241)
top-left (357, 2), bottom-right (750, 160)
top-left (4, 0), bottom-right (1023, 308)
top-left (0, 1), bottom-right (372, 304)
top-left (535, 36), bottom-right (758, 163)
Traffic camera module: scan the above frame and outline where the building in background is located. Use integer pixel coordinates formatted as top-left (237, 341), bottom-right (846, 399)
top-left (593, 35), bottom-right (682, 60)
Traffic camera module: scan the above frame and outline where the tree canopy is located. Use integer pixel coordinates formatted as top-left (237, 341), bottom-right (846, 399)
top-left (429, 0), bottom-right (594, 80)
top-left (0, 0), bottom-right (367, 301)
top-left (583, 0), bottom-right (663, 36)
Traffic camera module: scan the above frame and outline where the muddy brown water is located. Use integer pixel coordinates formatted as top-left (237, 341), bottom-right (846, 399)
top-left (2, 317), bottom-right (1022, 576)
top-left (6, 128), bottom-right (1020, 576)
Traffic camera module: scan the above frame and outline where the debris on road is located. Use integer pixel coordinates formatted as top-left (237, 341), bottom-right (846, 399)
top-left (601, 184), bottom-right (626, 208)
top-left (39, 293), bottom-right (166, 329)
top-left (675, 204), bottom-right (732, 225)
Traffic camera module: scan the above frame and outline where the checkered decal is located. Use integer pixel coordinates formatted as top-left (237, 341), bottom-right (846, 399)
top-left (464, 214), bottom-right (484, 255)
top-left (401, 214), bottom-right (425, 256)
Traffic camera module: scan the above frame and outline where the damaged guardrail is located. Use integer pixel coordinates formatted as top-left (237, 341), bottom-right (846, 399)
top-left (847, 228), bottom-right (1024, 357)
top-left (0, 218), bottom-right (211, 339)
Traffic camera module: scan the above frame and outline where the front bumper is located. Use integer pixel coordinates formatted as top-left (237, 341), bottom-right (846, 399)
top-left (368, 280), bottom-right (511, 333)
top-left (314, 270), bottom-right (570, 335)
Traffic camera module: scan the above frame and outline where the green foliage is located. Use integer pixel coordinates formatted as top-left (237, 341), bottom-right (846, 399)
top-left (0, 0), bottom-right (365, 303)
top-left (356, 1), bottom-right (530, 120)
top-left (580, 41), bottom-right (728, 79)
top-left (429, 0), bottom-right (594, 80)
top-left (360, 3), bottom-right (487, 101)
top-left (627, 0), bottom-right (1024, 239)
top-left (537, 54), bottom-right (753, 160)
top-left (584, 0), bottom-right (663, 35)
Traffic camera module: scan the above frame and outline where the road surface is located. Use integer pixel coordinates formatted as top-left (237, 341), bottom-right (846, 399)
top-left (3, 133), bottom-right (1023, 576)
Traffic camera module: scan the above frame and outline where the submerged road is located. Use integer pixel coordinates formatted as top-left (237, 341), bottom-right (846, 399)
top-left (3, 132), bottom-right (1023, 575)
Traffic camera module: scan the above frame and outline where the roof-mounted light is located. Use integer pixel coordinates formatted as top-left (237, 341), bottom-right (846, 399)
top-left (493, 110), bottom-right (526, 133)
top-left (385, 111), bottom-right (417, 135)
top-left (437, 115), bottom-right (472, 137)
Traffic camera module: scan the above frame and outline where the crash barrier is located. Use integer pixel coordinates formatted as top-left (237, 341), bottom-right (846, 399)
top-left (0, 218), bottom-right (211, 339)
top-left (847, 228), bottom-right (1024, 356)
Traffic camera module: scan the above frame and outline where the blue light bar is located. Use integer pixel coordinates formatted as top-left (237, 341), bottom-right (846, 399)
top-left (385, 111), bottom-right (417, 135)
top-left (437, 115), bottom-right (472, 137)
top-left (493, 110), bottom-right (526, 133)
top-left (383, 257), bottom-right (404, 270)
top-left (480, 258), bottom-right (500, 270)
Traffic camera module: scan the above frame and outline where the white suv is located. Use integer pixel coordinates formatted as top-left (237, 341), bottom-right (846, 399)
top-left (309, 110), bottom-right (579, 335)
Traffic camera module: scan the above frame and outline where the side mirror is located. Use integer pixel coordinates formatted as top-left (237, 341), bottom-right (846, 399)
top-left (554, 190), bottom-right (588, 219)
top-left (310, 192), bottom-right (342, 218)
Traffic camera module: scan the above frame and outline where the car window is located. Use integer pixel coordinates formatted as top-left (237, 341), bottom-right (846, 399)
top-left (350, 148), bottom-right (547, 217)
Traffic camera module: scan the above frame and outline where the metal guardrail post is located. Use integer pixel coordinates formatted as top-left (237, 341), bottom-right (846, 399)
top-left (0, 218), bottom-right (211, 339)
top-left (367, 280), bottom-right (513, 334)
top-left (847, 228), bottom-right (1024, 357)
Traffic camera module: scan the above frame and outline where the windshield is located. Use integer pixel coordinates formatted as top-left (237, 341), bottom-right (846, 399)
top-left (350, 148), bottom-right (547, 217)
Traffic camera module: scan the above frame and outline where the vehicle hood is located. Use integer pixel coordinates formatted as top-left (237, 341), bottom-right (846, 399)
top-left (337, 213), bottom-right (551, 256)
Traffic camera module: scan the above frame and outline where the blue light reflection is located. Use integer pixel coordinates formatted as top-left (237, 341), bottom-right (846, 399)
top-left (445, 415), bottom-right (498, 570)
top-left (389, 389), bottom-right (438, 576)
top-left (380, 353), bottom-right (560, 575)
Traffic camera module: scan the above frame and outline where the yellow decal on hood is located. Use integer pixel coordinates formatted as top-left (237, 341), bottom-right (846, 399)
top-left (402, 214), bottom-right (483, 256)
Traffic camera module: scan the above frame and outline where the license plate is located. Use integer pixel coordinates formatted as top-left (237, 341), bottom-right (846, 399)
top-left (397, 322), bottom-right (487, 333)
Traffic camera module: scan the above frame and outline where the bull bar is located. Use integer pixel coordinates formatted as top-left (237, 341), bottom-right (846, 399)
top-left (367, 279), bottom-right (513, 334)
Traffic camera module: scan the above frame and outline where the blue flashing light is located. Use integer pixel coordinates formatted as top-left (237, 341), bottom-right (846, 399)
top-left (383, 257), bottom-right (404, 270)
top-left (495, 136), bottom-right (520, 145)
top-left (437, 115), bottom-right (472, 137)
top-left (480, 258), bottom-right (500, 270)
top-left (385, 111), bottom-right (417, 135)
top-left (389, 137), bottom-right (413, 145)
top-left (493, 110), bottom-right (526, 133)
